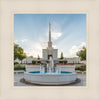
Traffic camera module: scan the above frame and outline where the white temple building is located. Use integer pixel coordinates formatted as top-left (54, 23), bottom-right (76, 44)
top-left (42, 23), bottom-right (58, 60)
top-left (14, 23), bottom-right (85, 64)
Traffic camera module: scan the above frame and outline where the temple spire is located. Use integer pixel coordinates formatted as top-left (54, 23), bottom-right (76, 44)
top-left (49, 23), bottom-right (51, 42)
top-left (48, 23), bottom-right (52, 49)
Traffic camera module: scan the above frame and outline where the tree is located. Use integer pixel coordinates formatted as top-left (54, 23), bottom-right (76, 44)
top-left (14, 43), bottom-right (27, 62)
top-left (28, 56), bottom-right (33, 58)
top-left (14, 43), bottom-right (19, 60)
top-left (18, 53), bottom-right (27, 63)
top-left (37, 55), bottom-right (40, 60)
top-left (60, 52), bottom-right (64, 59)
top-left (77, 47), bottom-right (86, 61)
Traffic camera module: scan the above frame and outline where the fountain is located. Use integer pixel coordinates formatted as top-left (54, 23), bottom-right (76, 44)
top-left (24, 56), bottom-right (77, 85)
top-left (23, 23), bottom-right (77, 85)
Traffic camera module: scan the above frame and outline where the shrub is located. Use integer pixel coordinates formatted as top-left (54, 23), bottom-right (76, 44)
top-left (59, 61), bottom-right (63, 63)
top-left (32, 60), bottom-right (36, 64)
top-left (37, 61), bottom-right (41, 63)
top-left (14, 65), bottom-right (25, 71)
top-left (14, 64), bottom-right (17, 67)
top-left (80, 65), bottom-right (86, 71)
top-left (14, 62), bottom-right (19, 65)
top-left (64, 61), bottom-right (67, 64)
top-left (75, 67), bottom-right (80, 70)
top-left (75, 64), bottom-right (86, 71)
top-left (46, 61), bottom-right (49, 63)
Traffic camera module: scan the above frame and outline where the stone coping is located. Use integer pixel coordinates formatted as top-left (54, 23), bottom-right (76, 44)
top-left (24, 72), bottom-right (76, 76)
top-left (27, 63), bottom-right (74, 65)
top-left (20, 78), bottom-right (81, 86)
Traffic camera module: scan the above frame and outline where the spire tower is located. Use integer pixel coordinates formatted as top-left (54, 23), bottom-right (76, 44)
top-left (43, 23), bottom-right (58, 60)
top-left (48, 23), bottom-right (52, 49)
top-left (49, 23), bottom-right (51, 42)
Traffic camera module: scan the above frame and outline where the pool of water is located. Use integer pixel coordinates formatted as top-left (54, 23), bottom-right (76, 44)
top-left (29, 71), bottom-right (72, 74)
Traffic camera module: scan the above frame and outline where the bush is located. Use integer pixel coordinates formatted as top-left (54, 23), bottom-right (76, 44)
top-left (32, 60), bottom-right (36, 64)
top-left (80, 65), bottom-right (86, 71)
top-left (75, 67), bottom-right (80, 70)
top-left (46, 61), bottom-right (49, 63)
top-left (14, 65), bottom-right (25, 70)
top-left (75, 64), bottom-right (86, 71)
top-left (64, 61), bottom-right (67, 64)
top-left (14, 62), bottom-right (19, 65)
top-left (59, 61), bottom-right (63, 63)
top-left (37, 61), bottom-right (41, 63)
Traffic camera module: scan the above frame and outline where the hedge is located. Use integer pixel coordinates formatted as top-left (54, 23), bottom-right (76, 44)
top-left (14, 65), bottom-right (25, 70)
top-left (75, 64), bottom-right (86, 71)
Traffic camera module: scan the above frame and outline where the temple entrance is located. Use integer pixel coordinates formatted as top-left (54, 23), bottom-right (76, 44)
top-left (48, 55), bottom-right (52, 59)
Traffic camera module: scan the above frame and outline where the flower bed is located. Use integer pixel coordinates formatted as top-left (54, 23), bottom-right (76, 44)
top-left (27, 63), bottom-right (43, 65)
top-left (57, 63), bottom-right (74, 65)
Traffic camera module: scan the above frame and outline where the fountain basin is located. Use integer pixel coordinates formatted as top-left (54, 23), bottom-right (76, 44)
top-left (24, 71), bottom-right (77, 85)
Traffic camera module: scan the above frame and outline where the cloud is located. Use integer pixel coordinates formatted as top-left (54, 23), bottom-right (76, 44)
top-left (24, 42), bottom-right (43, 57)
top-left (14, 39), bottom-right (28, 44)
top-left (51, 32), bottom-right (62, 40)
top-left (15, 38), bottom-right (86, 58)
top-left (14, 40), bottom-right (18, 43)
top-left (69, 42), bottom-right (86, 57)
top-left (24, 41), bottom-right (58, 58)
top-left (21, 39), bottom-right (28, 43)
top-left (52, 44), bottom-right (57, 49)
top-left (15, 37), bottom-right (48, 58)
top-left (46, 31), bottom-right (62, 40)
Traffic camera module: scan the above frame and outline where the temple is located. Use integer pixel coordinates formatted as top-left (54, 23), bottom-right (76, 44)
top-left (42, 23), bottom-right (58, 60)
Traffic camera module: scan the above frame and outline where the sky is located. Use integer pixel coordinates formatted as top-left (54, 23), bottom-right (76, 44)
top-left (14, 14), bottom-right (86, 58)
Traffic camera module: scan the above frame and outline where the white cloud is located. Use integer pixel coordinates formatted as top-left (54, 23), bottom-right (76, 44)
top-left (15, 38), bottom-right (86, 58)
top-left (52, 44), bottom-right (57, 49)
top-left (40, 42), bottom-right (48, 49)
top-left (21, 39), bottom-right (28, 43)
top-left (14, 39), bottom-right (28, 44)
top-left (69, 42), bottom-right (86, 57)
top-left (15, 38), bottom-right (48, 58)
top-left (46, 31), bottom-right (62, 40)
top-left (24, 42), bottom-right (43, 58)
top-left (15, 39), bottom-right (19, 43)
top-left (24, 41), bottom-right (58, 58)
top-left (51, 32), bottom-right (62, 40)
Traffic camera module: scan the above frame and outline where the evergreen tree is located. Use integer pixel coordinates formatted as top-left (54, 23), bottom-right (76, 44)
top-left (37, 55), bottom-right (40, 60)
top-left (60, 52), bottom-right (64, 59)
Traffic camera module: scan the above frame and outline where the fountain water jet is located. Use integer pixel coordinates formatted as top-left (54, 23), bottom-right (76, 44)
top-left (40, 56), bottom-right (61, 74)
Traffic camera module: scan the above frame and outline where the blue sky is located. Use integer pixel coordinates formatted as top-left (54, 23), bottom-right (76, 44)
top-left (14, 14), bottom-right (86, 58)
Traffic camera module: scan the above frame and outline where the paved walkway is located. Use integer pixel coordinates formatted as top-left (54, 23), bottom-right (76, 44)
top-left (14, 72), bottom-right (86, 86)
